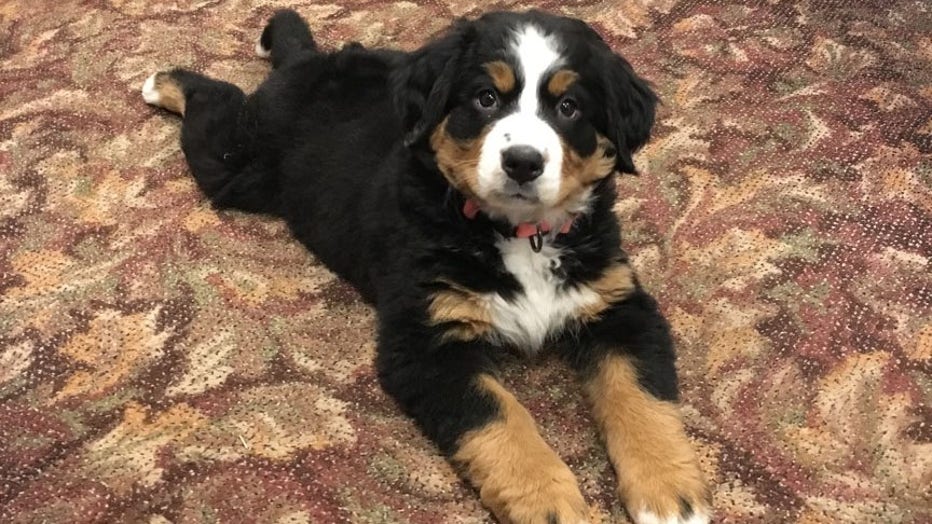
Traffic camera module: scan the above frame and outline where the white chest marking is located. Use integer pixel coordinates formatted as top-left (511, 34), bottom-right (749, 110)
top-left (486, 238), bottom-right (600, 352)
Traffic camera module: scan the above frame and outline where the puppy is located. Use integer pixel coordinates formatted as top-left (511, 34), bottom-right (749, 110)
top-left (143, 9), bottom-right (710, 524)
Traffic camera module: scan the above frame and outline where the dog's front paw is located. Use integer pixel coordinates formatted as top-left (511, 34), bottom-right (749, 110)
top-left (482, 473), bottom-right (591, 524)
top-left (455, 376), bottom-right (592, 524)
top-left (585, 355), bottom-right (711, 524)
top-left (622, 459), bottom-right (711, 524)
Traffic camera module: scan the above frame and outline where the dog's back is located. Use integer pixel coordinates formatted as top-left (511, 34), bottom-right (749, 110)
top-left (257, 46), bottom-right (409, 297)
top-left (167, 11), bottom-right (413, 298)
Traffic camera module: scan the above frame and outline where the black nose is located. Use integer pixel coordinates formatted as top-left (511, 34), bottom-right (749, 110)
top-left (501, 146), bottom-right (544, 184)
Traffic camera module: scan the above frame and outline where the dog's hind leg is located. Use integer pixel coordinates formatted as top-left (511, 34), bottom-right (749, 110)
top-left (142, 69), bottom-right (279, 214)
top-left (256, 9), bottom-right (317, 69)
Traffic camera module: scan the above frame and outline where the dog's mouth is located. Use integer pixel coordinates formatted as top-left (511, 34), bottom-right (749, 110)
top-left (488, 190), bottom-right (543, 211)
top-left (461, 173), bottom-right (585, 228)
top-left (495, 181), bottom-right (542, 205)
top-left (474, 191), bottom-right (574, 230)
top-left (507, 192), bottom-right (538, 203)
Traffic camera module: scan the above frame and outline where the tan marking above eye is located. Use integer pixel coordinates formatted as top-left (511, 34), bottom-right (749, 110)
top-left (483, 61), bottom-right (516, 93)
top-left (547, 69), bottom-right (580, 97)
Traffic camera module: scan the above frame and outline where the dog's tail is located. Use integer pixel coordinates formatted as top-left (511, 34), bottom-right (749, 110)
top-left (257, 9), bottom-right (317, 68)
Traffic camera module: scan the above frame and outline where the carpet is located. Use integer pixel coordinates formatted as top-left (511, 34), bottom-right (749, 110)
top-left (1, 1), bottom-right (930, 522)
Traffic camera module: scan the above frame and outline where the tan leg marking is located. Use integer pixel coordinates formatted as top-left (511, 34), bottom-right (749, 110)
top-left (427, 281), bottom-right (493, 342)
top-left (484, 61), bottom-right (516, 94)
top-left (547, 69), bottom-right (579, 97)
top-left (455, 375), bottom-right (591, 524)
top-left (578, 263), bottom-right (637, 321)
top-left (585, 355), bottom-right (711, 523)
top-left (145, 72), bottom-right (186, 115)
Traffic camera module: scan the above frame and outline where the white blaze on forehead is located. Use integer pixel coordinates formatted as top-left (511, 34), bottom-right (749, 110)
top-left (511, 24), bottom-right (564, 112)
top-left (474, 25), bottom-right (567, 218)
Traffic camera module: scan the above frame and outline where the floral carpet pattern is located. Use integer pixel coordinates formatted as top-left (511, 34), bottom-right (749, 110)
top-left (1, 0), bottom-right (930, 522)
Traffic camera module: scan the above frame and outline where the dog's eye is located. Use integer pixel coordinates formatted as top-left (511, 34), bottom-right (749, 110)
top-left (475, 89), bottom-right (499, 111)
top-left (558, 97), bottom-right (579, 120)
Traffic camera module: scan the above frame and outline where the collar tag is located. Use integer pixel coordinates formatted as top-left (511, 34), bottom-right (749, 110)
top-left (529, 226), bottom-right (544, 252)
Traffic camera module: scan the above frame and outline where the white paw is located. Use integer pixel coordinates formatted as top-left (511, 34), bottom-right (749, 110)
top-left (141, 73), bottom-right (160, 105)
top-left (635, 508), bottom-right (711, 524)
top-left (685, 511), bottom-right (712, 524)
top-left (255, 37), bottom-right (271, 58)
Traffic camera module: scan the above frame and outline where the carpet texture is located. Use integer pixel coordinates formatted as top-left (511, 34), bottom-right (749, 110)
top-left (1, 1), bottom-right (930, 522)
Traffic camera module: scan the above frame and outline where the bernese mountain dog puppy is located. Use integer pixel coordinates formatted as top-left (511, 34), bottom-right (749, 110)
top-left (143, 9), bottom-right (710, 524)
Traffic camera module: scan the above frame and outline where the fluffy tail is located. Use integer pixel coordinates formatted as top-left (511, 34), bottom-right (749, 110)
top-left (256, 9), bottom-right (317, 68)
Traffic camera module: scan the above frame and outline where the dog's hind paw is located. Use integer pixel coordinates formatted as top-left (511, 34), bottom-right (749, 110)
top-left (255, 36), bottom-right (271, 58)
top-left (633, 507), bottom-right (711, 524)
top-left (141, 71), bottom-right (185, 115)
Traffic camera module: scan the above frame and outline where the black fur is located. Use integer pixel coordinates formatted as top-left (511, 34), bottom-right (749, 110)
top-left (594, 50), bottom-right (658, 175)
top-left (260, 9), bottom-right (317, 68)
top-left (166, 6), bottom-right (674, 481)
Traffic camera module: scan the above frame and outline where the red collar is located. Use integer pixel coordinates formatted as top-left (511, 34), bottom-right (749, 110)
top-left (462, 199), bottom-right (576, 251)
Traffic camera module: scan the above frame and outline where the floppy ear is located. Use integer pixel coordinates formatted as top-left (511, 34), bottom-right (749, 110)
top-left (599, 52), bottom-right (658, 174)
top-left (392, 20), bottom-right (475, 147)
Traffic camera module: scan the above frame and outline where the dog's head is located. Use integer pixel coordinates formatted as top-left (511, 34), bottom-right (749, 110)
top-left (393, 10), bottom-right (658, 226)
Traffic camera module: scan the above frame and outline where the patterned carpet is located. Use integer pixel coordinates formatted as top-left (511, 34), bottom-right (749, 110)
top-left (1, 1), bottom-right (930, 522)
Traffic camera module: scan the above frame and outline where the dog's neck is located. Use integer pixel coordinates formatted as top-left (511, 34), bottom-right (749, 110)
top-left (461, 198), bottom-right (578, 252)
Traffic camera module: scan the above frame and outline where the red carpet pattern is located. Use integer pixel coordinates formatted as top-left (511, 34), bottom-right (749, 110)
top-left (1, 1), bottom-right (930, 522)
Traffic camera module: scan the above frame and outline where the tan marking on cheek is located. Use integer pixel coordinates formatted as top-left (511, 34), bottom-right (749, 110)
top-left (483, 61), bottom-right (515, 93)
top-left (153, 72), bottom-right (186, 115)
top-left (557, 133), bottom-right (616, 206)
top-left (454, 375), bottom-right (589, 523)
top-left (547, 69), bottom-right (580, 97)
top-left (585, 355), bottom-right (711, 519)
top-left (430, 117), bottom-right (486, 199)
top-left (578, 262), bottom-right (637, 321)
top-left (427, 282), bottom-right (493, 342)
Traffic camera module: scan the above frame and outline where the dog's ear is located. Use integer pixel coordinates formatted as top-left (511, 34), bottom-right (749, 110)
top-left (392, 20), bottom-right (475, 147)
top-left (597, 51), bottom-right (658, 175)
